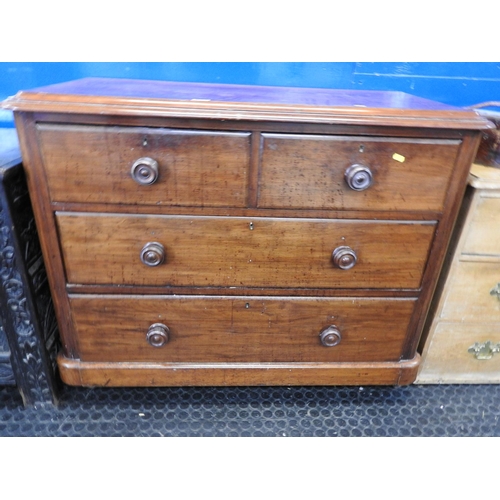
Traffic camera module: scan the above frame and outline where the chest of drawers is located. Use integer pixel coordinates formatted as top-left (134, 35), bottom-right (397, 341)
top-left (417, 163), bottom-right (500, 383)
top-left (2, 78), bottom-right (490, 387)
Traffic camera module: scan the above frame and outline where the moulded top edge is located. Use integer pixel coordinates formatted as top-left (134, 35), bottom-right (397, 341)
top-left (1, 77), bottom-right (493, 131)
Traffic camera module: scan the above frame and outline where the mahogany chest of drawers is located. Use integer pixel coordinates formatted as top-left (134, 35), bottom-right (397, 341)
top-left (2, 78), bottom-right (490, 386)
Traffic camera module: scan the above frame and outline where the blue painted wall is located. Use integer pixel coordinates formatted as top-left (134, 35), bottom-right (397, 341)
top-left (1, 62), bottom-right (500, 127)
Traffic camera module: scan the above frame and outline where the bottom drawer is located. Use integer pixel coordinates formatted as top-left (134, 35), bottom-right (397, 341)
top-left (417, 322), bottom-right (500, 383)
top-left (69, 295), bottom-right (416, 363)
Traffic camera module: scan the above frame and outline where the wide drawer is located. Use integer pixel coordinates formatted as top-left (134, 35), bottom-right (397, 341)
top-left (37, 124), bottom-right (250, 207)
top-left (462, 196), bottom-right (500, 259)
top-left (69, 295), bottom-right (416, 363)
top-left (57, 213), bottom-right (436, 289)
top-left (440, 262), bottom-right (500, 322)
top-left (258, 134), bottom-right (460, 211)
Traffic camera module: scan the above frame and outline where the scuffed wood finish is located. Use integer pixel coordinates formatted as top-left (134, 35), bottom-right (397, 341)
top-left (56, 213), bottom-right (435, 289)
top-left (417, 164), bottom-right (500, 384)
top-left (37, 124), bottom-right (250, 207)
top-left (58, 354), bottom-right (421, 387)
top-left (69, 295), bottom-right (416, 363)
top-left (259, 134), bottom-right (461, 211)
top-left (3, 77), bottom-right (492, 130)
top-left (2, 78), bottom-right (490, 387)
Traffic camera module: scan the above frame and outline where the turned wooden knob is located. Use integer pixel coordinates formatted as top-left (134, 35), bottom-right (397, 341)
top-left (319, 326), bottom-right (342, 347)
top-left (140, 242), bottom-right (165, 267)
top-left (345, 164), bottom-right (373, 191)
top-left (131, 157), bottom-right (159, 185)
top-left (332, 246), bottom-right (357, 270)
top-left (146, 323), bottom-right (170, 347)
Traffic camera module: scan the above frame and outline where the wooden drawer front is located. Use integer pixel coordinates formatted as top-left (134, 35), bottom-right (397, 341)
top-left (440, 262), bottom-right (500, 322)
top-left (69, 295), bottom-right (415, 363)
top-left (37, 124), bottom-right (250, 207)
top-left (57, 213), bottom-right (436, 289)
top-left (258, 134), bottom-right (460, 211)
top-left (417, 322), bottom-right (500, 384)
top-left (462, 196), bottom-right (500, 259)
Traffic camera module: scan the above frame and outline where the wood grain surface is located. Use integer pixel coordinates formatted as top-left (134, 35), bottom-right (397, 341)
top-left (69, 294), bottom-right (416, 363)
top-left (56, 213), bottom-right (436, 290)
top-left (258, 134), bottom-right (461, 211)
top-left (57, 354), bottom-right (421, 387)
top-left (37, 124), bottom-right (250, 207)
top-left (4, 78), bottom-right (489, 386)
top-left (3, 77), bottom-right (492, 130)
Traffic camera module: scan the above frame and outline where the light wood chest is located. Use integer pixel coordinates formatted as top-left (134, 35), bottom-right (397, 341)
top-left (417, 163), bottom-right (500, 383)
top-left (2, 78), bottom-right (490, 386)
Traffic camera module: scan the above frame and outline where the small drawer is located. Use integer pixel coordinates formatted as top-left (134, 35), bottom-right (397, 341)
top-left (69, 295), bottom-right (416, 363)
top-left (57, 212), bottom-right (436, 290)
top-left (37, 124), bottom-right (250, 207)
top-left (258, 133), bottom-right (460, 211)
top-left (462, 196), bottom-right (500, 259)
top-left (440, 262), bottom-right (500, 322)
top-left (417, 322), bottom-right (500, 384)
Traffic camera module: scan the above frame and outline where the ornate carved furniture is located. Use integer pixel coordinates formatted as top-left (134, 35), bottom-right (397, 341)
top-left (0, 128), bottom-right (59, 406)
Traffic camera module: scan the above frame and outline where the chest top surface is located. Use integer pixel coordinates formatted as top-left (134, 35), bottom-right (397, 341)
top-left (2, 77), bottom-right (492, 130)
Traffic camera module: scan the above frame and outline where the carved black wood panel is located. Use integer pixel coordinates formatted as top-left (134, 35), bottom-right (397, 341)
top-left (0, 131), bottom-right (59, 407)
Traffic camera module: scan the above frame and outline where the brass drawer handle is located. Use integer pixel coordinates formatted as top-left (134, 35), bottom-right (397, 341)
top-left (131, 157), bottom-right (159, 185)
top-left (468, 341), bottom-right (500, 360)
top-left (491, 283), bottom-right (500, 300)
top-left (320, 325), bottom-right (342, 347)
top-left (345, 163), bottom-right (373, 191)
top-left (146, 323), bottom-right (170, 347)
top-left (140, 242), bottom-right (165, 267)
top-left (332, 246), bottom-right (357, 270)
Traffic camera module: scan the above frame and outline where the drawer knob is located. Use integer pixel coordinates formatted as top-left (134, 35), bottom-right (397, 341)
top-left (140, 242), bottom-right (165, 266)
top-left (320, 325), bottom-right (342, 347)
top-left (345, 164), bottom-right (373, 191)
top-left (332, 246), bottom-right (357, 270)
top-left (131, 157), bottom-right (159, 185)
top-left (147, 323), bottom-right (170, 347)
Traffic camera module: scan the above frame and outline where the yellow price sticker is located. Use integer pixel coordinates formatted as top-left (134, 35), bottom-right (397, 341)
top-left (392, 153), bottom-right (405, 163)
